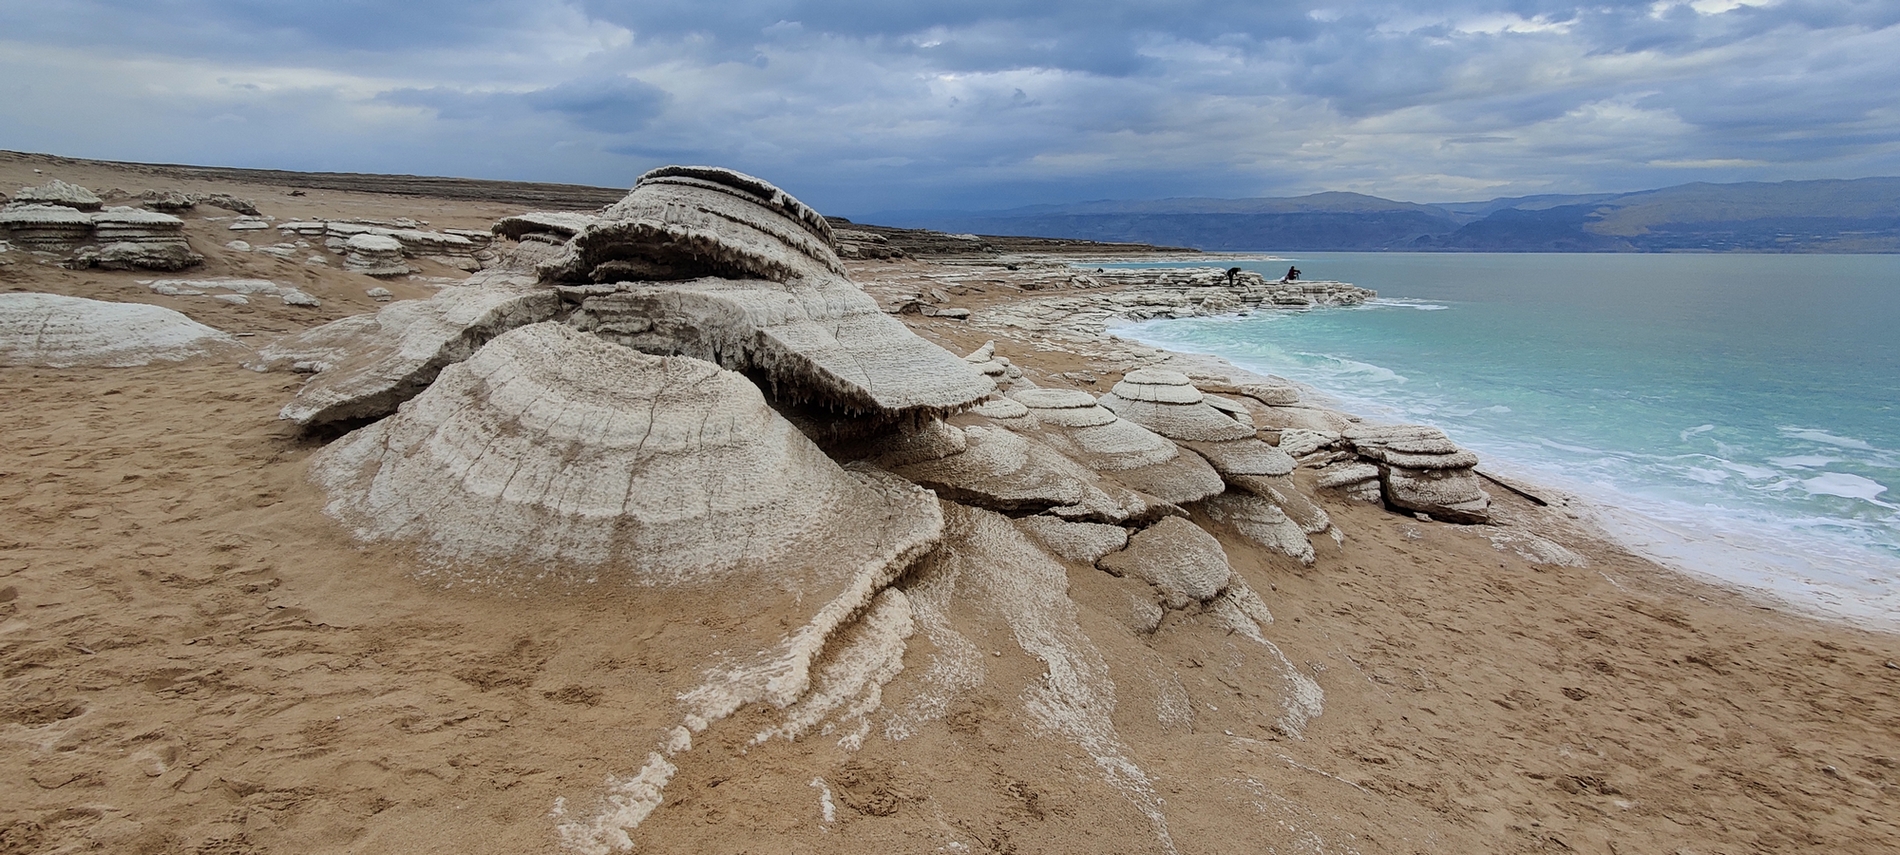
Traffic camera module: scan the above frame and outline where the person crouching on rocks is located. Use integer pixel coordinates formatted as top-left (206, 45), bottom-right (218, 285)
top-left (1283, 265), bottom-right (1301, 282)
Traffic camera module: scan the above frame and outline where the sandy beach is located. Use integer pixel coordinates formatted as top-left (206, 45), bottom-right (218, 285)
top-left (3, 152), bottom-right (1898, 855)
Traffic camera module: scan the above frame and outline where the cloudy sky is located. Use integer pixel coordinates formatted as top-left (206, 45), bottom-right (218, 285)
top-left (2, 0), bottom-right (1897, 214)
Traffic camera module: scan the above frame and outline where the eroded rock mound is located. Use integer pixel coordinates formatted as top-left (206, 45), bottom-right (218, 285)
top-left (1006, 387), bottom-right (1225, 506)
top-left (1343, 424), bottom-right (1490, 523)
top-left (0, 293), bottom-right (235, 367)
top-left (72, 207), bottom-right (201, 271)
top-left (311, 321), bottom-right (941, 580)
top-left (556, 168), bottom-right (992, 420)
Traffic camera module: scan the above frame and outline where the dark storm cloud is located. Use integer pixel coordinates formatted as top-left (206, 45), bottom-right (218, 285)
top-left (2, 0), bottom-right (1897, 210)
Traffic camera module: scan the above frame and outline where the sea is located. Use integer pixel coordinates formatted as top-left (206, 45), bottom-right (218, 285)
top-left (1107, 252), bottom-right (1900, 629)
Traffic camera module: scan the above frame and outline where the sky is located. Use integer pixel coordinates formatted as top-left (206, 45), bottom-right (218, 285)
top-left (2, 0), bottom-right (1898, 215)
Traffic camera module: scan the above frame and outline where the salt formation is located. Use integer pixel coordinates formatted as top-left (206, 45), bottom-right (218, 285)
top-left (563, 167), bottom-right (993, 420)
top-left (885, 424), bottom-right (1166, 524)
top-left (310, 322), bottom-right (940, 578)
top-left (282, 220), bottom-right (494, 270)
top-left (1314, 460), bottom-right (1384, 503)
top-left (342, 233), bottom-right (410, 276)
top-left (1343, 424), bottom-right (1490, 523)
top-left (12, 179), bottom-right (101, 211)
top-left (1006, 387), bottom-right (1225, 506)
top-left (75, 207), bottom-right (200, 270)
top-left (0, 293), bottom-right (235, 367)
top-left (266, 163), bottom-right (1355, 852)
top-left (1098, 517), bottom-right (1235, 609)
top-left (252, 271), bottom-right (558, 426)
top-left (492, 211), bottom-right (597, 242)
top-left (0, 205), bottom-right (94, 251)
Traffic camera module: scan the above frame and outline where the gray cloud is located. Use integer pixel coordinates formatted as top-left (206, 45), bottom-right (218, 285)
top-left (1, 0), bottom-right (1897, 212)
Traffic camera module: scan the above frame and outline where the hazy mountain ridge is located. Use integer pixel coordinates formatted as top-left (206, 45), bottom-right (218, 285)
top-left (873, 178), bottom-right (1900, 252)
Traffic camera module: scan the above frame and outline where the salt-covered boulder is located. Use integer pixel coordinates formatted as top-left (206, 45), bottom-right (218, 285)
top-left (562, 167), bottom-right (993, 421)
top-left (886, 424), bottom-right (1168, 524)
top-left (310, 322), bottom-right (941, 583)
top-left (1315, 460), bottom-right (1383, 503)
top-left (1097, 517), bottom-right (1234, 609)
top-left (343, 233), bottom-right (410, 276)
top-left (0, 293), bottom-right (235, 367)
top-left (0, 204), bottom-right (94, 251)
top-left (1016, 516), bottom-right (1130, 564)
top-left (1199, 492), bottom-right (1316, 566)
top-left (1098, 368), bottom-right (1256, 443)
top-left (964, 340), bottom-right (1025, 387)
top-left (12, 179), bottom-right (101, 211)
top-left (1006, 387), bottom-right (1226, 506)
top-left (1342, 424), bottom-right (1490, 523)
top-left (76, 207), bottom-right (201, 271)
top-left (250, 271), bottom-right (560, 426)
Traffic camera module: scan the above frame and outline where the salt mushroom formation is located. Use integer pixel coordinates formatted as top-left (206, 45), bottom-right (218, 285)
top-left (560, 166), bottom-right (996, 422)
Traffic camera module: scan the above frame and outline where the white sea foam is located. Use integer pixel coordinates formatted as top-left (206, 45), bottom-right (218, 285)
top-left (1801, 473), bottom-right (1891, 503)
top-left (1780, 427), bottom-right (1879, 451)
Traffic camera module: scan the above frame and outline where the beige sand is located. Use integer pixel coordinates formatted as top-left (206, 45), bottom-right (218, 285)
top-left (3, 152), bottom-right (1898, 854)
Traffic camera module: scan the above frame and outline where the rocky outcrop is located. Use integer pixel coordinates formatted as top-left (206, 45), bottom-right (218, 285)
top-left (885, 424), bottom-right (1166, 524)
top-left (342, 233), bottom-right (410, 276)
top-left (0, 293), bottom-right (235, 367)
top-left (561, 167), bottom-right (992, 422)
top-left (1006, 387), bottom-right (1225, 506)
top-left (12, 179), bottom-right (102, 211)
top-left (72, 207), bottom-right (201, 271)
top-left (1343, 424), bottom-right (1489, 523)
top-left (0, 204), bottom-right (95, 251)
top-left (543, 165), bottom-right (841, 285)
top-left (1098, 517), bottom-right (1234, 609)
top-left (310, 321), bottom-right (941, 579)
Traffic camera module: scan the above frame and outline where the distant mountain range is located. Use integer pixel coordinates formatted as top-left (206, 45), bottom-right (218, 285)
top-left (867, 178), bottom-right (1900, 252)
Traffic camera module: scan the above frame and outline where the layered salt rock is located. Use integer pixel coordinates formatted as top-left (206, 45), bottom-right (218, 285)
top-left (1343, 424), bottom-right (1490, 523)
top-left (544, 165), bottom-right (843, 285)
top-left (1276, 428), bottom-right (1340, 458)
top-left (12, 179), bottom-right (102, 211)
top-left (492, 211), bottom-right (597, 242)
top-left (310, 321), bottom-right (940, 580)
top-left (315, 323), bottom-right (945, 853)
top-left (250, 271), bottom-right (559, 426)
top-left (1016, 516), bottom-right (1130, 564)
top-left (0, 293), bottom-right (235, 367)
top-left (343, 233), bottom-right (410, 276)
top-left (1097, 517), bottom-right (1234, 609)
top-left (1315, 460), bottom-right (1383, 503)
top-left (76, 207), bottom-right (201, 270)
top-left (1005, 387), bottom-right (1225, 506)
top-left (886, 424), bottom-right (1166, 524)
top-left (1098, 368), bottom-right (1256, 443)
top-left (1192, 373), bottom-right (1303, 407)
top-left (1100, 368), bottom-right (1296, 479)
top-left (563, 167), bottom-right (992, 421)
top-left (0, 204), bottom-right (94, 251)
top-left (1199, 492), bottom-right (1316, 566)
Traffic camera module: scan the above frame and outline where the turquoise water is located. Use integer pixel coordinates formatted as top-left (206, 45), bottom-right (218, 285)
top-left (1112, 253), bottom-right (1900, 626)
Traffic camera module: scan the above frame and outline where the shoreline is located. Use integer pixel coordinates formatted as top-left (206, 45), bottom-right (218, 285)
top-left (1098, 294), bottom-right (1900, 635)
top-left (5, 152), bottom-right (1900, 854)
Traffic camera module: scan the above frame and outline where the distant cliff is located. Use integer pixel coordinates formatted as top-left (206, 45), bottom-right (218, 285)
top-left (872, 178), bottom-right (1900, 253)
